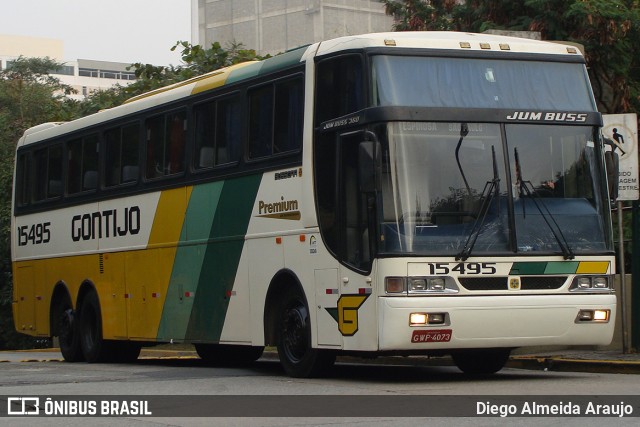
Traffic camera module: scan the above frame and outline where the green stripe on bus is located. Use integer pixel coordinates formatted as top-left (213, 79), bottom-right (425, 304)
top-left (185, 174), bottom-right (262, 342)
top-left (157, 182), bottom-right (224, 340)
top-left (509, 261), bottom-right (582, 275)
top-left (544, 261), bottom-right (580, 274)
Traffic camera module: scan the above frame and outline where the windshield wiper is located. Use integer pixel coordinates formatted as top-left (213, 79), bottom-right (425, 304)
top-left (456, 146), bottom-right (500, 261)
top-left (514, 148), bottom-right (575, 260)
top-left (455, 123), bottom-right (472, 197)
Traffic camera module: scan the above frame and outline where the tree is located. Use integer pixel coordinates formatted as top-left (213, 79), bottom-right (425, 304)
top-left (380, 0), bottom-right (640, 113)
top-left (0, 57), bottom-right (76, 349)
top-left (79, 41), bottom-right (266, 115)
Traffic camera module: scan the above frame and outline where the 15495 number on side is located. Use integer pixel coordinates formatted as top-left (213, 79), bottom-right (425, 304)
top-left (17, 222), bottom-right (51, 246)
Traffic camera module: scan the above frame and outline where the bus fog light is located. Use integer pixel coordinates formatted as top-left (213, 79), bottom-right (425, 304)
top-left (577, 310), bottom-right (593, 321)
top-left (576, 309), bottom-right (610, 323)
top-left (593, 310), bottom-right (609, 321)
top-left (428, 313), bottom-right (446, 324)
top-left (410, 313), bottom-right (428, 326)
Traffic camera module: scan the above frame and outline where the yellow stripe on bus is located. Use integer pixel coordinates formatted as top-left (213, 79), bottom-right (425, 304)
top-left (576, 261), bottom-right (610, 274)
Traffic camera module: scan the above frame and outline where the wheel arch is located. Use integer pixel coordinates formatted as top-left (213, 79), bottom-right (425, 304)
top-left (263, 269), bottom-right (307, 346)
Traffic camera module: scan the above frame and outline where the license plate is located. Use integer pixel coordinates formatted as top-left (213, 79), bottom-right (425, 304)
top-left (411, 329), bottom-right (452, 343)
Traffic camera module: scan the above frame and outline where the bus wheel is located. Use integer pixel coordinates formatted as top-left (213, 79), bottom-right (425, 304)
top-left (57, 305), bottom-right (84, 362)
top-left (276, 287), bottom-right (335, 378)
top-left (452, 348), bottom-right (511, 374)
top-left (195, 344), bottom-right (264, 365)
top-left (79, 291), bottom-right (110, 363)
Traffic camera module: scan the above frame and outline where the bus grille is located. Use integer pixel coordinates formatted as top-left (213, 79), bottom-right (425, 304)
top-left (459, 276), bottom-right (567, 291)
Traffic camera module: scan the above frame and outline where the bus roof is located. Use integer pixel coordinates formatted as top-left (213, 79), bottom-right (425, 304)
top-left (17, 31), bottom-right (583, 148)
top-left (313, 31), bottom-right (584, 57)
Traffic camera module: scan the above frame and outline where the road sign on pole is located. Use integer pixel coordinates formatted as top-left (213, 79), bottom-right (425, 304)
top-left (603, 113), bottom-right (639, 201)
top-left (603, 113), bottom-right (638, 354)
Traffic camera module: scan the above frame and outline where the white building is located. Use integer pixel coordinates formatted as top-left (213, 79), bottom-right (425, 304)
top-left (0, 34), bottom-right (136, 101)
top-left (193, 0), bottom-right (394, 56)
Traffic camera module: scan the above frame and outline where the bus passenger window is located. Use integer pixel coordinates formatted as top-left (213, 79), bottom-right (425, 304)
top-left (248, 85), bottom-right (274, 159)
top-left (106, 123), bottom-right (139, 187)
top-left (15, 153), bottom-right (29, 207)
top-left (274, 78), bottom-right (303, 154)
top-left (194, 96), bottom-right (241, 170)
top-left (67, 134), bottom-right (98, 194)
top-left (194, 101), bottom-right (216, 169)
top-left (216, 96), bottom-right (240, 165)
top-left (146, 111), bottom-right (186, 178)
top-left (167, 111), bottom-right (186, 174)
top-left (33, 144), bottom-right (63, 201)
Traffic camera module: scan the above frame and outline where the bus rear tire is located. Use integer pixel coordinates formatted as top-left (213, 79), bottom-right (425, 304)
top-left (195, 344), bottom-right (264, 365)
top-left (452, 348), bottom-right (511, 374)
top-left (56, 303), bottom-right (84, 362)
top-left (79, 291), bottom-right (110, 363)
top-left (276, 287), bottom-right (335, 378)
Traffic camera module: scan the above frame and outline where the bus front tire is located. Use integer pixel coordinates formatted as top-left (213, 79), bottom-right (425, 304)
top-left (276, 287), bottom-right (335, 378)
top-left (452, 348), bottom-right (511, 374)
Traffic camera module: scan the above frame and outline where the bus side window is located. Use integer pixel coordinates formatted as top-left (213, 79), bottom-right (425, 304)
top-left (67, 134), bottom-right (98, 194)
top-left (216, 96), bottom-right (241, 165)
top-left (105, 123), bottom-right (139, 187)
top-left (194, 95), bottom-right (242, 170)
top-left (33, 144), bottom-right (63, 202)
top-left (248, 77), bottom-right (303, 160)
top-left (15, 153), bottom-right (29, 207)
top-left (248, 85), bottom-right (274, 159)
top-left (315, 54), bottom-right (364, 126)
top-left (146, 111), bottom-right (186, 179)
top-left (274, 78), bottom-right (303, 154)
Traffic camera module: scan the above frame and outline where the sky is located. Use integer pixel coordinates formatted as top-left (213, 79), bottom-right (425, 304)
top-left (0, 0), bottom-right (193, 66)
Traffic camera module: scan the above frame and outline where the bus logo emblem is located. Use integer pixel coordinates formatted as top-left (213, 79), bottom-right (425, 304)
top-left (509, 277), bottom-right (521, 290)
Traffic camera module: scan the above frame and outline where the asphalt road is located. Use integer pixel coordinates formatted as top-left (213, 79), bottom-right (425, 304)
top-left (0, 350), bottom-right (639, 426)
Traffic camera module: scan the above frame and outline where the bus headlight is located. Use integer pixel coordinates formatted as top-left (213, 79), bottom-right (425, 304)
top-left (570, 276), bottom-right (612, 292)
top-left (386, 276), bottom-right (459, 295)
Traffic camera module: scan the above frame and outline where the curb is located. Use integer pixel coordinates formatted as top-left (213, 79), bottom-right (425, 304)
top-left (508, 356), bottom-right (640, 375)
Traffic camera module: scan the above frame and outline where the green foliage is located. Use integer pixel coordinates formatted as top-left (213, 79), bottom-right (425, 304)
top-left (77, 41), bottom-right (266, 116)
top-left (0, 57), bottom-right (75, 349)
top-left (380, 0), bottom-right (640, 113)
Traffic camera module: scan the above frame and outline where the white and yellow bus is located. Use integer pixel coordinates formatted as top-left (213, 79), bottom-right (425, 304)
top-left (12, 32), bottom-right (616, 377)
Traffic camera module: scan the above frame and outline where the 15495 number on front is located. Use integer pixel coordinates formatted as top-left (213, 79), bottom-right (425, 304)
top-left (427, 262), bottom-right (496, 275)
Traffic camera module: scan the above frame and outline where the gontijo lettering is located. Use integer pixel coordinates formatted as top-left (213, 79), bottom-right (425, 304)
top-left (71, 206), bottom-right (141, 241)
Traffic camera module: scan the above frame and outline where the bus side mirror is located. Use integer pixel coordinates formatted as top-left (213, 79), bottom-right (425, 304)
top-left (359, 141), bottom-right (381, 193)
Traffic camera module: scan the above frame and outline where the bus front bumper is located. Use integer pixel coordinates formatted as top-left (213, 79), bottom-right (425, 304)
top-left (379, 294), bottom-right (616, 351)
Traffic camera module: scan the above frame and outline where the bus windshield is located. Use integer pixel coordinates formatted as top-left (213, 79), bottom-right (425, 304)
top-left (372, 55), bottom-right (596, 111)
top-left (379, 122), bottom-right (611, 257)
